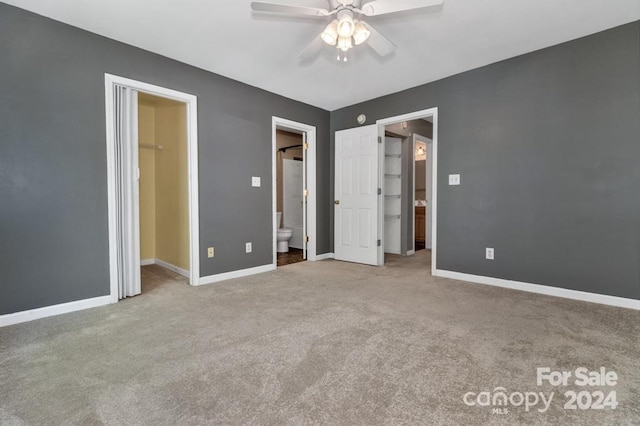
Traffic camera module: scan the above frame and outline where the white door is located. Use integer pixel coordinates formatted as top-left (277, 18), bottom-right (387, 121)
top-left (113, 85), bottom-right (141, 299)
top-left (334, 125), bottom-right (380, 266)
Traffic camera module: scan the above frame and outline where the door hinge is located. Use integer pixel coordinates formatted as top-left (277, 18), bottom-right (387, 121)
top-left (377, 239), bottom-right (381, 247)
top-left (303, 143), bottom-right (309, 150)
top-left (378, 136), bottom-right (382, 144)
top-left (303, 189), bottom-right (309, 197)
top-left (304, 236), bottom-right (310, 243)
top-left (377, 188), bottom-right (382, 195)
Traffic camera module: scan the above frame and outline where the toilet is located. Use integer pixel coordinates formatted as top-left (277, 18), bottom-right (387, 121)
top-left (276, 212), bottom-right (293, 253)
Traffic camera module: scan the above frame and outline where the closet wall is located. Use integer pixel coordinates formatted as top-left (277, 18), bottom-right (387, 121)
top-left (139, 101), bottom-right (157, 261)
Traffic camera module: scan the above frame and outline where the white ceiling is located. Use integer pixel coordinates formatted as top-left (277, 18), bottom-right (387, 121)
top-left (4, 0), bottom-right (639, 110)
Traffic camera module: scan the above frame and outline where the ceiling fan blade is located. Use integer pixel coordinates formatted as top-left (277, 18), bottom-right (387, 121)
top-left (299, 34), bottom-right (326, 60)
top-left (363, 23), bottom-right (396, 56)
top-left (360, 0), bottom-right (443, 16)
top-left (251, 2), bottom-right (330, 17)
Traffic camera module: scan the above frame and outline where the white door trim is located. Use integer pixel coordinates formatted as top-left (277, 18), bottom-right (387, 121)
top-left (272, 117), bottom-right (317, 266)
top-left (105, 73), bottom-right (200, 302)
top-left (377, 108), bottom-right (438, 274)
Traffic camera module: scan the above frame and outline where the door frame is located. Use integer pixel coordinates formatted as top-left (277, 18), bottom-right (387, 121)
top-left (105, 73), bottom-right (200, 302)
top-left (377, 107), bottom-right (438, 274)
top-left (272, 117), bottom-right (317, 266)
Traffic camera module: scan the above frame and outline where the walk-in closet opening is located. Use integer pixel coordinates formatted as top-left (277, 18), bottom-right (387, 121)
top-left (105, 74), bottom-right (199, 302)
top-left (138, 93), bottom-right (190, 291)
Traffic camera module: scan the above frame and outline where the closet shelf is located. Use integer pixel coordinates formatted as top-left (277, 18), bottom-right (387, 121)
top-left (385, 195), bottom-right (401, 199)
top-left (139, 143), bottom-right (163, 150)
top-left (384, 173), bottom-right (401, 178)
top-left (385, 214), bottom-right (401, 219)
top-left (385, 154), bottom-right (401, 158)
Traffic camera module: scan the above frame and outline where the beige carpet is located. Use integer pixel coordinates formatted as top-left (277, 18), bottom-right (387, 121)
top-left (1, 251), bottom-right (639, 425)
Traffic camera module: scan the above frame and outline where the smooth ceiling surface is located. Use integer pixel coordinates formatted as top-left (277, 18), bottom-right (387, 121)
top-left (3, 0), bottom-right (639, 110)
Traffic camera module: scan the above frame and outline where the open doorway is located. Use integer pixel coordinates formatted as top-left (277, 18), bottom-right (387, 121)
top-left (333, 108), bottom-right (437, 270)
top-left (137, 93), bottom-right (190, 292)
top-left (105, 74), bottom-right (199, 302)
top-left (380, 119), bottom-right (433, 257)
top-left (276, 129), bottom-right (305, 266)
top-left (272, 117), bottom-right (317, 268)
top-left (377, 108), bottom-right (438, 273)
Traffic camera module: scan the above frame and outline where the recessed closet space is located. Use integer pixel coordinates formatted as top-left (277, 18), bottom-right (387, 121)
top-left (138, 92), bottom-right (189, 289)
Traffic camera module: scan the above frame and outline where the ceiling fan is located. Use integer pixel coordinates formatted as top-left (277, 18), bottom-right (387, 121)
top-left (251, 0), bottom-right (444, 61)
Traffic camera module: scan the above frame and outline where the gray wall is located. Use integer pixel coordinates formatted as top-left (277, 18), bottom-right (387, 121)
top-left (331, 21), bottom-right (640, 300)
top-left (0, 3), bottom-right (330, 315)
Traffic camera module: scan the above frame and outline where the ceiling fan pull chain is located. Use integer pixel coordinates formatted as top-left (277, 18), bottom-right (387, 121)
top-left (336, 50), bottom-right (349, 63)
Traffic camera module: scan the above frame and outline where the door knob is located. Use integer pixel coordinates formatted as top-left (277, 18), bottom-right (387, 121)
top-left (334, 200), bottom-right (340, 205)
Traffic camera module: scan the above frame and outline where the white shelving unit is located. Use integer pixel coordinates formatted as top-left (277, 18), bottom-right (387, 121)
top-left (384, 137), bottom-right (402, 254)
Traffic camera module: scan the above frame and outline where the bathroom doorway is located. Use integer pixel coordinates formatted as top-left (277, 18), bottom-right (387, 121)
top-left (271, 117), bottom-right (317, 268)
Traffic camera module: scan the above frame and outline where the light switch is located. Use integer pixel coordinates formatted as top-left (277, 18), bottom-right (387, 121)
top-left (486, 248), bottom-right (494, 260)
top-left (449, 174), bottom-right (461, 185)
top-left (252, 176), bottom-right (261, 187)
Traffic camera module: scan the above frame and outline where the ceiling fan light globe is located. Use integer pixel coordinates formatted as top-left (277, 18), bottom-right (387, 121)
top-left (353, 22), bottom-right (370, 45)
top-left (321, 20), bottom-right (338, 45)
top-left (337, 36), bottom-right (352, 51)
top-left (337, 11), bottom-right (356, 37)
top-left (321, 33), bottom-right (338, 45)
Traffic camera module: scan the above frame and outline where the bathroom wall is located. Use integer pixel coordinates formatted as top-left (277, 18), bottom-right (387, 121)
top-left (154, 100), bottom-right (189, 271)
top-left (276, 130), bottom-right (303, 221)
top-left (138, 100), bottom-right (157, 261)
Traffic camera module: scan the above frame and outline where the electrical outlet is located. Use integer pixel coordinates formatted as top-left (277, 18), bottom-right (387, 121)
top-left (486, 247), bottom-right (494, 260)
top-left (207, 247), bottom-right (214, 258)
top-left (449, 174), bottom-right (461, 185)
top-left (245, 242), bottom-right (252, 253)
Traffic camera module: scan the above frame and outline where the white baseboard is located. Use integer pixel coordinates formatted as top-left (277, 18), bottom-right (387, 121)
top-left (313, 252), bottom-right (335, 261)
top-left (154, 259), bottom-right (190, 278)
top-left (406, 250), bottom-right (416, 256)
top-left (0, 295), bottom-right (112, 328)
top-left (197, 264), bottom-right (276, 286)
top-left (140, 258), bottom-right (155, 266)
top-left (435, 269), bottom-right (640, 311)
